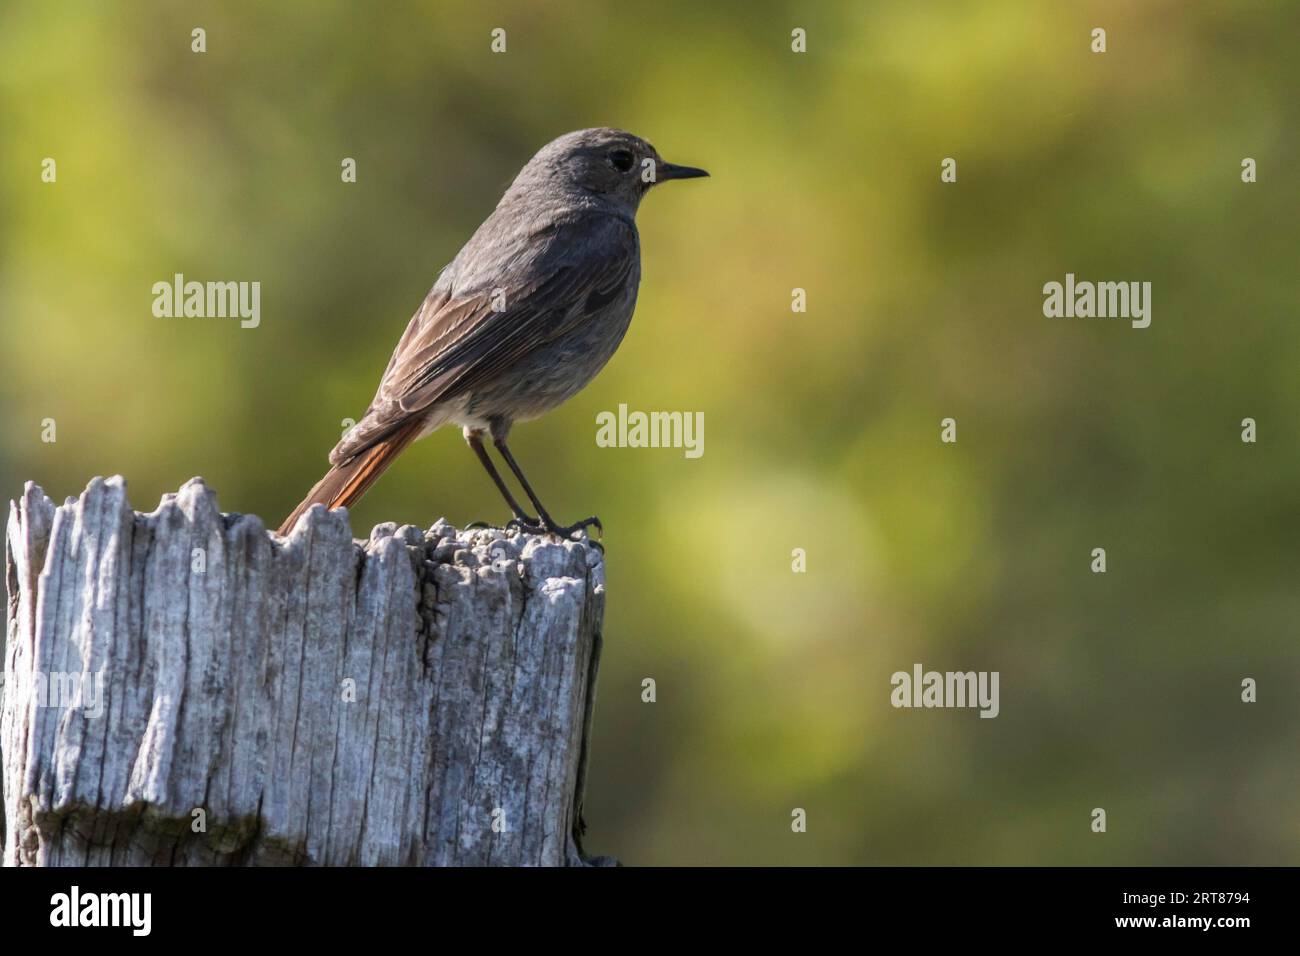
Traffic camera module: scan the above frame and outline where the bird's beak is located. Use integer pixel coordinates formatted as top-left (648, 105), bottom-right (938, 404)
top-left (658, 162), bottom-right (710, 182)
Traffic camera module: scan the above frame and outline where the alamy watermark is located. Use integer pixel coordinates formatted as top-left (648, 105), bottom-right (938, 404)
top-left (1043, 273), bottom-right (1151, 329)
top-left (50, 886), bottom-right (151, 936)
top-left (6, 669), bottom-right (107, 719)
top-left (891, 663), bottom-right (1000, 718)
top-left (595, 403), bottom-right (703, 458)
top-left (152, 273), bottom-right (260, 328)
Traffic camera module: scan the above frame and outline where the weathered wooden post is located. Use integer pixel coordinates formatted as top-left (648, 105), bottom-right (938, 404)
top-left (1, 476), bottom-right (611, 866)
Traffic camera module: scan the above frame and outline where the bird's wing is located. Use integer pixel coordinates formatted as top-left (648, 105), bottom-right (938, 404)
top-left (330, 215), bottom-right (636, 464)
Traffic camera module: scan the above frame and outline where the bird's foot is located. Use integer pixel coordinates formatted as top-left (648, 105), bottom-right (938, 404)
top-left (503, 513), bottom-right (542, 534)
top-left (550, 515), bottom-right (603, 540)
top-left (508, 514), bottom-right (602, 542)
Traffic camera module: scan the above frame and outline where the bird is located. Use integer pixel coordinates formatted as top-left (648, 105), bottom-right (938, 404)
top-left (277, 128), bottom-right (708, 539)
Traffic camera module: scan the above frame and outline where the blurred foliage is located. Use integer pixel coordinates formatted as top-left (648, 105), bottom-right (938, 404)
top-left (1, 1), bottom-right (1297, 864)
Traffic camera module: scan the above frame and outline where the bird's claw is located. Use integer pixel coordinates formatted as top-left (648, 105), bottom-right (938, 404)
top-left (505, 515), bottom-right (541, 533)
top-left (551, 516), bottom-right (602, 540)
top-left (507, 515), bottom-right (602, 542)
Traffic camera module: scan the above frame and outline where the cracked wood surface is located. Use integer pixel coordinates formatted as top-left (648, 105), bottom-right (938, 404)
top-left (1, 476), bottom-right (610, 866)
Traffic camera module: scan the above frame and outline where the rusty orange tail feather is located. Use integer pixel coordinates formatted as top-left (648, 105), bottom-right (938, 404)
top-left (277, 420), bottom-right (425, 536)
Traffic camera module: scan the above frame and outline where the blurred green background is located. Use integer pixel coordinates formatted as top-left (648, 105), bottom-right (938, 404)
top-left (2, 1), bottom-right (1297, 864)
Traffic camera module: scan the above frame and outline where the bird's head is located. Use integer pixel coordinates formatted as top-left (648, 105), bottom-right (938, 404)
top-left (519, 127), bottom-right (708, 212)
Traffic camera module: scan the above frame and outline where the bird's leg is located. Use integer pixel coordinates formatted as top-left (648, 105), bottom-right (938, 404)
top-left (465, 428), bottom-right (538, 527)
top-left (491, 431), bottom-right (602, 540)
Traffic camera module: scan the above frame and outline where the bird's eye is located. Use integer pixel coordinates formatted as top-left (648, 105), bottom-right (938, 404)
top-left (608, 149), bottom-right (635, 173)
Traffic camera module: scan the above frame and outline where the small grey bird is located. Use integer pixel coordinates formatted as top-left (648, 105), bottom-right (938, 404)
top-left (278, 128), bottom-right (707, 537)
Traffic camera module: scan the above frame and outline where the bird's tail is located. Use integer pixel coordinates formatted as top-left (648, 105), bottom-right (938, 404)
top-left (277, 420), bottom-right (424, 536)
